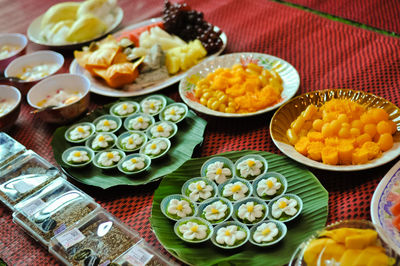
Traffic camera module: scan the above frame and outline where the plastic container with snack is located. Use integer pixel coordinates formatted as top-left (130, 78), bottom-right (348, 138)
top-left (0, 132), bottom-right (26, 169)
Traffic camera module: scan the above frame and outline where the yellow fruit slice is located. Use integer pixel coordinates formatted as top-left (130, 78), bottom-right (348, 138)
top-left (41, 2), bottom-right (80, 29)
top-left (66, 14), bottom-right (107, 42)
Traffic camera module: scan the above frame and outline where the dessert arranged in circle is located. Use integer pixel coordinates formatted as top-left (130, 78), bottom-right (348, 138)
top-left (117, 131), bottom-right (147, 152)
top-left (205, 160), bottom-right (233, 184)
top-left (140, 138), bottom-right (170, 159)
top-left (200, 199), bottom-right (232, 224)
top-left (147, 121), bottom-right (177, 139)
top-left (118, 154), bottom-right (150, 175)
top-left (110, 101), bottom-right (139, 117)
top-left (221, 180), bottom-right (251, 201)
top-left (94, 150), bottom-right (124, 169)
top-left (162, 195), bottom-right (196, 221)
top-left (160, 103), bottom-right (188, 123)
top-left (174, 218), bottom-right (212, 243)
top-left (65, 122), bottom-right (95, 143)
top-left (235, 199), bottom-right (267, 224)
top-left (140, 95), bottom-right (167, 116)
top-left (88, 133), bottom-right (116, 151)
top-left (235, 155), bottom-right (267, 181)
top-left (62, 146), bottom-right (93, 167)
top-left (93, 115), bottom-right (121, 133)
top-left (214, 223), bottom-right (249, 248)
top-left (183, 178), bottom-right (216, 202)
top-left (250, 221), bottom-right (287, 246)
top-left (254, 172), bottom-right (287, 201)
top-left (270, 194), bottom-right (302, 222)
top-left (125, 113), bottom-right (155, 131)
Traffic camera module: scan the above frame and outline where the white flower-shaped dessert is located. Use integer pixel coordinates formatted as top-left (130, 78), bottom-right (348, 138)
top-left (97, 151), bottom-right (121, 167)
top-left (167, 199), bottom-right (192, 218)
top-left (69, 125), bottom-right (91, 140)
top-left (178, 221), bottom-right (208, 240)
top-left (188, 181), bottom-right (213, 201)
top-left (92, 134), bottom-right (113, 149)
top-left (237, 158), bottom-right (263, 178)
top-left (115, 102), bottom-right (135, 116)
top-left (67, 150), bottom-right (89, 163)
top-left (144, 139), bottom-right (167, 156)
top-left (206, 161), bottom-right (232, 184)
top-left (204, 201), bottom-right (228, 221)
top-left (271, 197), bottom-right (298, 219)
top-left (253, 222), bottom-right (279, 243)
top-left (150, 122), bottom-right (173, 138)
top-left (121, 134), bottom-right (143, 150)
top-left (142, 99), bottom-right (162, 115)
top-left (96, 119), bottom-right (117, 132)
top-left (237, 201), bottom-right (264, 222)
top-left (222, 182), bottom-right (249, 201)
top-left (129, 115), bottom-right (151, 130)
top-left (164, 105), bottom-right (185, 122)
top-left (216, 225), bottom-right (246, 246)
top-left (122, 157), bottom-right (145, 171)
top-left (257, 177), bottom-right (282, 197)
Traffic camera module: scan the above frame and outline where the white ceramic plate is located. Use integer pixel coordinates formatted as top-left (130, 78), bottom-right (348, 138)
top-left (69, 17), bottom-right (227, 97)
top-left (270, 89), bottom-right (400, 171)
top-left (27, 7), bottom-right (123, 49)
top-left (371, 159), bottom-right (400, 255)
top-left (178, 52), bottom-right (300, 117)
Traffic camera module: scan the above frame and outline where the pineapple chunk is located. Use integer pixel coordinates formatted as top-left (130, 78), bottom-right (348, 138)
top-left (165, 40), bottom-right (207, 74)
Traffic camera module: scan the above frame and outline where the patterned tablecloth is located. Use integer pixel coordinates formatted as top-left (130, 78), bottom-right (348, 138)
top-left (1, 0), bottom-right (400, 265)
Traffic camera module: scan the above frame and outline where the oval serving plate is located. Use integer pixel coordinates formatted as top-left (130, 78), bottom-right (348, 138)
top-left (70, 17), bottom-right (227, 97)
top-left (179, 52), bottom-right (300, 117)
top-left (27, 7), bottom-right (123, 49)
top-left (371, 159), bottom-right (400, 256)
top-left (270, 89), bottom-right (400, 171)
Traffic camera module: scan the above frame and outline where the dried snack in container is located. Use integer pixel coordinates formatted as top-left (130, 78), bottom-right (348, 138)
top-left (49, 209), bottom-right (142, 266)
top-left (0, 132), bottom-right (26, 169)
top-left (13, 177), bottom-right (99, 246)
top-left (112, 239), bottom-right (179, 266)
top-left (0, 150), bottom-right (61, 209)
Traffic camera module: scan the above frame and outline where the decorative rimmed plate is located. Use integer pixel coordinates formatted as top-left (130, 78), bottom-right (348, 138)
top-left (27, 7), bottom-right (123, 49)
top-left (179, 52), bottom-right (300, 117)
top-left (270, 89), bottom-right (400, 171)
top-left (51, 95), bottom-right (207, 188)
top-left (69, 17), bottom-right (227, 97)
top-left (371, 159), bottom-right (400, 255)
top-left (150, 150), bottom-right (328, 266)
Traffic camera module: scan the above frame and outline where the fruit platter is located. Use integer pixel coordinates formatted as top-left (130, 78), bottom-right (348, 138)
top-left (270, 89), bottom-right (400, 171)
top-left (150, 150), bottom-right (329, 266)
top-left (69, 1), bottom-right (227, 97)
top-left (51, 95), bottom-right (207, 188)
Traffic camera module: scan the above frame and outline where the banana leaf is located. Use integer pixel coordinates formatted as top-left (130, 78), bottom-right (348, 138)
top-left (51, 96), bottom-right (207, 189)
top-left (150, 150), bottom-right (329, 266)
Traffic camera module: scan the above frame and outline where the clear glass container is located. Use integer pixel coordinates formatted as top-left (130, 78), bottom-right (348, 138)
top-left (0, 150), bottom-right (62, 209)
top-left (13, 177), bottom-right (99, 247)
top-left (49, 209), bottom-right (142, 266)
top-left (0, 132), bottom-right (26, 168)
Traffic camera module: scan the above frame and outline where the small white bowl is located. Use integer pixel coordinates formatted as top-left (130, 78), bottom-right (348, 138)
top-left (6, 50), bottom-right (64, 94)
top-left (116, 131), bottom-right (148, 153)
top-left (0, 85), bottom-right (21, 131)
top-left (62, 146), bottom-right (94, 168)
top-left (93, 149), bottom-right (126, 170)
top-left (232, 197), bottom-right (268, 226)
top-left (92, 114), bottom-right (122, 133)
top-left (268, 194), bottom-right (303, 223)
top-left (117, 153), bottom-right (151, 175)
top-left (0, 33), bottom-right (27, 71)
top-left (109, 101), bottom-right (140, 118)
top-left (85, 132), bottom-right (117, 152)
top-left (123, 113), bottom-right (155, 131)
top-left (139, 137), bottom-right (171, 159)
top-left (146, 120), bottom-right (178, 139)
top-left (140, 94), bottom-right (167, 116)
top-left (159, 102), bottom-right (188, 123)
top-left (252, 172), bottom-right (288, 202)
top-left (27, 74), bottom-right (90, 123)
top-left (249, 220), bottom-right (287, 247)
top-left (160, 194), bottom-right (198, 222)
top-left (174, 217), bottom-right (213, 244)
top-left (197, 197), bottom-right (233, 225)
top-left (234, 154), bottom-right (268, 181)
top-left (200, 156), bottom-right (235, 185)
top-left (218, 178), bottom-right (253, 202)
top-left (64, 122), bottom-right (95, 144)
top-left (181, 177), bottom-right (218, 203)
top-left (211, 221), bottom-right (250, 249)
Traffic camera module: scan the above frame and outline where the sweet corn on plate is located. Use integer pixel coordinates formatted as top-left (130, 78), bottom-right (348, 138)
top-left (179, 52), bottom-right (300, 117)
top-left (270, 89), bottom-right (400, 171)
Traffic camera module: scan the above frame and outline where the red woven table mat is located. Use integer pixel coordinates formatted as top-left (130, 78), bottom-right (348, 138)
top-left (280, 0), bottom-right (400, 35)
top-left (1, 0), bottom-right (400, 265)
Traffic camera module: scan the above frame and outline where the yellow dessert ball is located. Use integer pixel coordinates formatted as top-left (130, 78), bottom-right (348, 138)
top-left (378, 133), bottom-right (393, 152)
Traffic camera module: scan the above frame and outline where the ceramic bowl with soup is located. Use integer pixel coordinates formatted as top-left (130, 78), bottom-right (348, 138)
top-left (5, 50), bottom-right (64, 94)
top-left (0, 33), bottom-right (27, 71)
top-left (27, 74), bottom-right (90, 124)
top-left (0, 85), bottom-right (21, 131)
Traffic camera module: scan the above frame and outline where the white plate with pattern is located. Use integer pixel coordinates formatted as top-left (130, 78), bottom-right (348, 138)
top-left (70, 17), bottom-right (227, 97)
top-left (371, 159), bottom-right (400, 255)
top-left (178, 52), bottom-right (300, 117)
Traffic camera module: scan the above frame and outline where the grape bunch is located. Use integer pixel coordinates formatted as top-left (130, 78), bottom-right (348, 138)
top-left (163, 1), bottom-right (223, 54)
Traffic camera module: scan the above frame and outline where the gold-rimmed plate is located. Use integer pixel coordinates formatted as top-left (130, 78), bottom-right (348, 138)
top-left (270, 89), bottom-right (400, 171)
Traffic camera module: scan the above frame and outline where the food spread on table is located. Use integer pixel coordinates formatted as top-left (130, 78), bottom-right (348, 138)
top-left (3, 0), bottom-right (400, 265)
